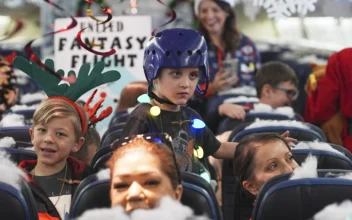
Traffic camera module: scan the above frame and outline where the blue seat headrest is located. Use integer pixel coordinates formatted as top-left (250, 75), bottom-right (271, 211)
top-left (253, 170), bottom-right (352, 220)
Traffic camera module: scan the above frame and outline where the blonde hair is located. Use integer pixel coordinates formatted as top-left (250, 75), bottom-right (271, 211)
top-left (33, 99), bottom-right (87, 140)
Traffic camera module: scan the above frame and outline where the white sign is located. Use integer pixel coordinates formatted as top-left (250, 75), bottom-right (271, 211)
top-left (54, 16), bottom-right (152, 134)
top-left (54, 16), bottom-right (151, 80)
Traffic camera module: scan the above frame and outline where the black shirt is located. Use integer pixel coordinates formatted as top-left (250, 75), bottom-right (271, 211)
top-left (121, 103), bottom-right (221, 174)
top-left (33, 163), bottom-right (72, 220)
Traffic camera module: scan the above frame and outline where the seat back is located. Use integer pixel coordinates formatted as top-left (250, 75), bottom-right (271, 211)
top-left (253, 170), bottom-right (352, 220)
top-left (222, 95), bottom-right (259, 105)
top-left (70, 172), bottom-right (223, 220)
top-left (231, 121), bottom-right (326, 142)
top-left (100, 129), bottom-right (122, 148)
top-left (70, 175), bottom-right (110, 219)
top-left (0, 181), bottom-right (38, 220)
top-left (329, 143), bottom-right (352, 161)
top-left (109, 111), bottom-right (130, 127)
top-left (0, 148), bottom-right (37, 165)
top-left (292, 148), bottom-right (352, 169)
top-left (11, 109), bottom-right (35, 125)
top-left (181, 172), bottom-right (222, 220)
top-left (0, 126), bottom-right (31, 143)
top-left (92, 152), bottom-right (112, 173)
top-left (217, 113), bottom-right (293, 135)
top-left (246, 112), bottom-right (293, 120)
top-left (101, 123), bottom-right (125, 145)
top-left (91, 146), bottom-right (112, 173)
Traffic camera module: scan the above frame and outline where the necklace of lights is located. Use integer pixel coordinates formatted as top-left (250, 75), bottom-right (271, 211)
top-left (138, 93), bottom-right (211, 182)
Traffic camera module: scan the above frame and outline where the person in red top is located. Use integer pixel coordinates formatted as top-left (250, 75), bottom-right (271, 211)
top-left (305, 48), bottom-right (352, 152)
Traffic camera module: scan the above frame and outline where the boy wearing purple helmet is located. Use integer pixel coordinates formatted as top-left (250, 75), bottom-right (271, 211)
top-left (121, 28), bottom-right (238, 176)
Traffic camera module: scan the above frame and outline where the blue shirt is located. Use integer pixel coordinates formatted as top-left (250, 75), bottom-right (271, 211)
top-left (207, 34), bottom-right (261, 87)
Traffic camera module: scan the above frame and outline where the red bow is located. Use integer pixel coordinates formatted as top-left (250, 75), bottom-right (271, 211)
top-left (84, 89), bottom-right (112, 126)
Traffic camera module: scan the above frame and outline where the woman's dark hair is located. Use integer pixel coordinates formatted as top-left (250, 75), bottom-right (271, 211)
top-left (197, 0), bottom-right (241, 52)
top-left (233, 133), bottom-right (291, 183)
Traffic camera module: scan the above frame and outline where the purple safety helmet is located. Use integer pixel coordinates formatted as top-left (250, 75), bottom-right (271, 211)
top-left (143, 28), bottom-right (209, 96)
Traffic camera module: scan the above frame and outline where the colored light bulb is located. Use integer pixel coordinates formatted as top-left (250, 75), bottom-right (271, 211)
top-left (137, 94), bottom-right (151, 103)
top-left (192, 119), bottom-right (205, 129)
top-left (193, 146), bottom-right (204, 159)
top-left (150, 106), bottom-right (161, 116)
top-left (200, 171), bottom-right (211, 183)
top-left (249, 62), bottom-right (255, 70)
top-left (153, 138), bottom-right (162, 143)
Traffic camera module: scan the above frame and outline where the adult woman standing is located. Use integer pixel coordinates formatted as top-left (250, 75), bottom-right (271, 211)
top-left (193, 0), bottom-right (261, 131)
top-left (195, 0), bottom-right (261, 95)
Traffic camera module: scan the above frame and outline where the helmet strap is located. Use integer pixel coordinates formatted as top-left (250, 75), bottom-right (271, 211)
top-left (147, 83), bottom-right (176, 106)
top-left (148, 91), bottom-right (176, 106)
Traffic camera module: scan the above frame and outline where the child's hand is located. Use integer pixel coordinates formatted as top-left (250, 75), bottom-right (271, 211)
top-left (218, 103), bottom-right (249, 120)
top-left (281, 131), bottom-right (298, 144)
top-left (216, 131), bottom-right (232, 142)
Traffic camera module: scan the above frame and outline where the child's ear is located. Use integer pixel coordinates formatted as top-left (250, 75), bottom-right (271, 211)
top-left (72, 137), bottom-right (85, 153)
top-left (174, 184), bottom-right (183, 201)
top-left (29, 127), bottom-right (34, 143)
top-left (261, 84), bottom-right (272, 97)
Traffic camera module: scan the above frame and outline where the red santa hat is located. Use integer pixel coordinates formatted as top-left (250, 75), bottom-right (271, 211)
top-left (194, 0), bottom-right (235, 16)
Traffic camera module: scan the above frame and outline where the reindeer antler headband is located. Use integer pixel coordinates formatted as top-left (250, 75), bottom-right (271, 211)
top-left (14, 56), bottom-right (121, 135)
top-left (83, 89), bottom-right (113, 126)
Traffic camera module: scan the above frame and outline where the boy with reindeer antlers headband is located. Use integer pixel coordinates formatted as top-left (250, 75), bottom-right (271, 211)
top-left (14, 56), bottom-right (120, 220)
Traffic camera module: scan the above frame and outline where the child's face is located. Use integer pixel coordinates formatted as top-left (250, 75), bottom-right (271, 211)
top-left (154, 67), bottom-right (200, 105)
top-left (269, 81), bottom-right (298, 108)
top-left (30, 116), bottom-right (84, 167)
